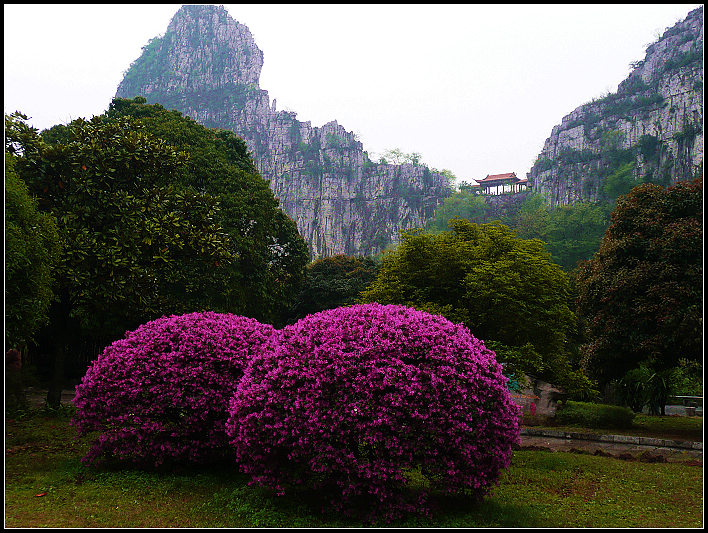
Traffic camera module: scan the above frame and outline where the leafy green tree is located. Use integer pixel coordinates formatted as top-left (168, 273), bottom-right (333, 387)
top-left (603, 161), bottom-right (636, 200)
top-left (437, 168), bottom-right (457, 186)
top-left (378, 147), bottom-right (425, 166)
top-left (503, 194), bottom-right (611, 271)
top-left (429, 191), bottom-right (609, 272)
top-left (504, 193), bottom-right (553, 242)
top-left (669, 358), bottom-right (703, 397)
top-left (360, 218), bottom-right (591, 394)
top-left (616, 364), bottom-right (677, 415)
top-left (425, 188), bottom-right (489, 233)
top-left (380, 148), bottom-right (405, 165)
top-left (104, 97), bottom-right (310, 325)
top-left (5, 152), bottom-right (62, 349)
top-left (291, 255), bottom-right (380, 320)
top-left (7, 113), bottom-right (243, 406)
top-left (575, 178), bottom-right (702, 387)
top-left (544, 202), bottom-right (611, 270)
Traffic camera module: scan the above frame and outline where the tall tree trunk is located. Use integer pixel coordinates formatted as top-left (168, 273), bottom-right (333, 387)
top-left (45, 291), bottom-right (73, 409)
top-left (46, 341), bottom-right (66, 409)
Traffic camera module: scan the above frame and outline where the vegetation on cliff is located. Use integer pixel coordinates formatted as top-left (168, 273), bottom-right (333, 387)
top-left (426, 190), bottom-right (611, 271)
top-left (528, 6), bottom-right (703, 205)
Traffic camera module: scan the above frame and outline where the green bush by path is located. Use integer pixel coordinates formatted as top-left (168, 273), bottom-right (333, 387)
top-left (555, 401), bottom-right (636, 429)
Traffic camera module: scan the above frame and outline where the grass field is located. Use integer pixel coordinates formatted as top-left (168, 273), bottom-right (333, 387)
top-left (4, 406), bottom-right (703, 527)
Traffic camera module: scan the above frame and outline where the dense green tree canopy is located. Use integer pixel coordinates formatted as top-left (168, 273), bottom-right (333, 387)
top-left (8, 113), bottom-right (236, 341)
top-left (292, 255), bottom-right (380, 320)
top-left (103, 97), bottom-right (310, 324)
top-left (37, 97), bottom-right (310, 326)
top-left (425, 188), bottom-right (489, 233)
top-left (506, 194), bottom-right (611, 271)
top-left (574, 178), bottom-right (703, 385)
top-left (359, 218), bottom-right (589, 393)
top-left (8, 103), bottom-right (309, 405)
top-left (5, 150), bottom-right (62, 348)
top-left (426, 190), bottom-right (611, 271)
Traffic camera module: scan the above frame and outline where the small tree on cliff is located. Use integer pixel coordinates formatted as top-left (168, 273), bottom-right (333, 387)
top-left (425, 188), bottom-right (489, 233)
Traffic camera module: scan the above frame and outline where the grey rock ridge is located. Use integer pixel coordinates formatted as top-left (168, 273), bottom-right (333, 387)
top-left (527, 6), bottom-right (703, 207)
top-left (115, 4), bottom-right (452, 258)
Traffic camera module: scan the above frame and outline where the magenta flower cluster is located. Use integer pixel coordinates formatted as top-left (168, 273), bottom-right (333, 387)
top-left (71, 304), bottom-right (521, 521)
top-left (225, 303), bottom-right (521, 522)
top-left (71, 311), bottom-right (275, 467)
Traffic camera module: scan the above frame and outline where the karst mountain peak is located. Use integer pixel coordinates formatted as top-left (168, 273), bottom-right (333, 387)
top-left (116, 4), bottom-right (452, 259)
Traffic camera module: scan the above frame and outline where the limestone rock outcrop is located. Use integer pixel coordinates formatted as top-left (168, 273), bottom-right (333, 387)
top-left (527, 6), bottom-right (703, 207)
top-left (116, 4), bottom-right (452, 258)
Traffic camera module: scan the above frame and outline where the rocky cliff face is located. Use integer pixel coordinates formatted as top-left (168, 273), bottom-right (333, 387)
top-left (528, 6), bottom-right (703, 207)
top-left (116, 4), bottom-right (452, 258)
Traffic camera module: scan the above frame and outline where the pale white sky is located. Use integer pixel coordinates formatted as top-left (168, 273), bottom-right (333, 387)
top-left (4, 4), bottom-right (700, 184)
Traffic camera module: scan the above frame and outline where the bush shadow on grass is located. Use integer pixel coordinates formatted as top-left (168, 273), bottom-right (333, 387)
top-left (395, 490), bottom-right (541, 528)
top-left (201, 479), bottom-right (544, 528)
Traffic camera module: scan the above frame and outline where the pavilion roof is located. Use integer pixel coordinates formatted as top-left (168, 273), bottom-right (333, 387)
top-left (475, 172), bottom-right (518, 184)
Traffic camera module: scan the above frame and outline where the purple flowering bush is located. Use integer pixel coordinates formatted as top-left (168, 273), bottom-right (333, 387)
top-left (71, 311), bottom-right (275, 467)
top-left (226, 303), bottom-right (521, 522)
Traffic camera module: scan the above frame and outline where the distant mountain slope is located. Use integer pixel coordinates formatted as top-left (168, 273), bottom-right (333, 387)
top-left (527, 6), bottom-right (703, 207)
top-left (116, 4), bottom-right (452, 258)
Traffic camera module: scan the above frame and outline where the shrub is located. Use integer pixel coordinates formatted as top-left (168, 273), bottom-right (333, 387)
top-left (71, 311), bottom-right (276, 467)
top-left (555, 400), bottom-right (635, 429)
top-left (226, 303), bottom-right (521, 523)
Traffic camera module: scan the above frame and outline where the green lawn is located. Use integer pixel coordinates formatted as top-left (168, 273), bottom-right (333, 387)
top-left (4, 409), bottom-right (703, 528)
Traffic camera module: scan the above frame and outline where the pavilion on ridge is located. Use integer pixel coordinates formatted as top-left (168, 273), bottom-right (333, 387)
top-left (473, 172), bottom-right (528, 195)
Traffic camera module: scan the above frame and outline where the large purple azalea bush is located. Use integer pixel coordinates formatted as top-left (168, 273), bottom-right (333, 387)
top-left (226, 303), bottom-right (521, 522)
top-left (71, 311), bottom-right (276, 467)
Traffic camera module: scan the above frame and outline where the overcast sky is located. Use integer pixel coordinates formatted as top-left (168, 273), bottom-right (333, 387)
top-left (4, 4), bottom-right (700, 184)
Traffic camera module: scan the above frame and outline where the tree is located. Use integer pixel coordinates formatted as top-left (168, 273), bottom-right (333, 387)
top-left (7, 113), bottom-right (242, 406)
top-left (437, 168), bottom-right (457, 186)
top-left (425, 188), bottom-right (488, 233)
top-left (603, 161), bottom-right (636, 200)
top-left (544, 201), bottom-right (611, 270)
top-left (5, 152), bottom-right (62, 349)
top-left (291, 255), bottom-right (380, 320)
top-left (574, 178), bottom-right (702, 387)
top-left (359, 218), bottom-right (588, 393)
top-left (504, 193), bottom-right (553, 242)
top-left (378, 147), bottom-right (424, 166)
top-left (427, 191), bottom-right (610, 272)
top-left (380, 148), bottom-right (405, 165)
top-left (104, 97), bottom-right (310, 325)
top-left (503, 194), bottom-right (611, 271)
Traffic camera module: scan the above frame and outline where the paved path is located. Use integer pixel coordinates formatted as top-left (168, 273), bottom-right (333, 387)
top-left (520, 428), bottom-right (703, 463)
